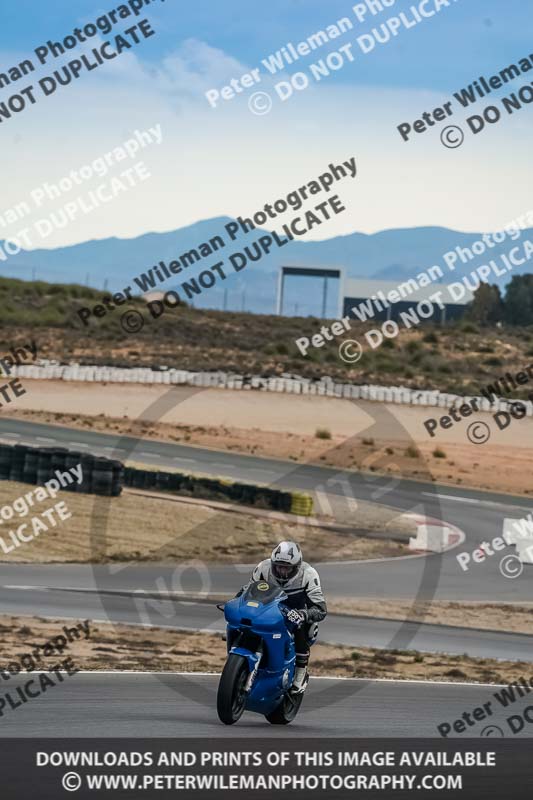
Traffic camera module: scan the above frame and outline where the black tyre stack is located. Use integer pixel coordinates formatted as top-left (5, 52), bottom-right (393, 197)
top-left (143, 470), bottom-right (157, 490)
top-left (50, 448), bottom-right (69, 486)
top-left (36, 449), bottom-right (53, 486)
top-left (64, 452), bottom-right (81, 493)
top-left (0, 446), bottom-right (306, 512)
top-left (79, 454), bottom-right (95, 493)
top-left (154, 471), bottom-right (172, 491)
top-left (91, 458), bottom-right (115, 496)
top-left (278, 491), bottom-right (293, 513)
top-left (120, 464), bottom-right (299, 513)
top-left (110, 460), bottom-right (123, 497)
top-left (0, 443), bottom-right (122, 497)
top-left (0, 444), bottom-right (12, 479)
top-left (124, 466), bottom-right (139, 489)
top-left (22, 447), bottom-right (39, 484)
top-left (9, 444), bottom-right (27, 482)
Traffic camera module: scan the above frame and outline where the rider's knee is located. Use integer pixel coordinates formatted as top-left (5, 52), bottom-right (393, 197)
top-left (306, 622), bottom-right (319, 647)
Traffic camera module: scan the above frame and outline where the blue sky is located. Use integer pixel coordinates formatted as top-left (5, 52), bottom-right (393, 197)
top-left (4, 0), bottom-right (530, 91)
top-left (1, 0), bottom-right (532, 249)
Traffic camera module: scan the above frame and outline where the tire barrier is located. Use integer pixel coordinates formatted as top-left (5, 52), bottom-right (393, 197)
top-left (9, 444), bottom-right (27, 483)
top-left (0, 445), bottom-right (12, 479)
top-left (10, 362), bottom-right (533, 418)
top-left (36, 448), bottom-right (53, 487)
top-left (0, 443), bottom-right (311, 510)
top-left (22, 447), bottom-right (39, 485)
top-left (290, 492), bottom-right (314, 516)
top-left (0, 444), bottom-right (122, 497)
top-left (123, 463), bottom-right (311, 515)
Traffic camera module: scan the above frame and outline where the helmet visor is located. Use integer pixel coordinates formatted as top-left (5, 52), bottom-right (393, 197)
top-left (273, 562), bottom-right (294, 581)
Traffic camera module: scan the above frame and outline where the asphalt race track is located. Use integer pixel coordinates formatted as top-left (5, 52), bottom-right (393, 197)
top-left (0, 418), bottom-right (532, 593)
top-left (0, 419), bottom-right (532, 656)
top-left (0, 576), bottom-right (532, 661)
top-left (0, 673), bottom-right (531, 738)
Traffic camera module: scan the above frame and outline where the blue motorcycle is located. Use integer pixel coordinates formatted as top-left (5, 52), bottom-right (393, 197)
top-left (217, 580), bottom-right (307, 725)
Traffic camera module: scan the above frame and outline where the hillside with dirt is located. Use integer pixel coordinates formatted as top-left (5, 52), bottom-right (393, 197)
top-left (2, 276), bottom-right (532, 398)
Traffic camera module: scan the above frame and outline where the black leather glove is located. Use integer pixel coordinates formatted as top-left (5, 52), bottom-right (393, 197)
top-left (306, 602), bottom-right (327, 623)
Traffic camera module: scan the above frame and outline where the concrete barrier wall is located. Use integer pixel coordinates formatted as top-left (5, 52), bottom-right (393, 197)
top-left (10, 362), bottom-right (533, 417)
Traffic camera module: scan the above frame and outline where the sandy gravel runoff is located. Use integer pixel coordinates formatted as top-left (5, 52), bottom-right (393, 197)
top-left (6, 379), bottom-right (533, 495)
top-left (0, 615), bottom-right (529, 685)
top-left (328, 599), bottom-right (533, 636)
top-left (7, 379), bottom-right (528, 442)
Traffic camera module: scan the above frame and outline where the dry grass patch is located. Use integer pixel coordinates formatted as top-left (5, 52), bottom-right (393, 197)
top-left (328, 599), bottom-right (533, 636)
top-left (0, 616), bottom-right (526, 685)
top-left (0, 480), bottom-right (407, 563)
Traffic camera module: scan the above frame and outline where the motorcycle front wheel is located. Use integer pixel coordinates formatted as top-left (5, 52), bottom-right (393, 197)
top-left (217, 654), bottom-right (249, 725)
top-left (265, 689), bottom-right (304, 725)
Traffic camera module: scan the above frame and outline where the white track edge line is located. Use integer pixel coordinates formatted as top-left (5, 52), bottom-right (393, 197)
top-left (72, 670), bottom-right (508, 687)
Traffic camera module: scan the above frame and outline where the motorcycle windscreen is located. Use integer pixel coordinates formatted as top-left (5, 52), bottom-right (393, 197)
top-left (242, 581), bottom-right (287, 605)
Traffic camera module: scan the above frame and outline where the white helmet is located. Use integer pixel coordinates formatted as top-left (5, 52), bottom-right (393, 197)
top-left (271, 541), bottom-right (302, 584)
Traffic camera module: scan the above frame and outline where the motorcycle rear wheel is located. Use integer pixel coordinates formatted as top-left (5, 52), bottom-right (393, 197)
top-left (265, 689), bottom-right (304, 725)
top-left (217, 654), bottom-right (249, 725)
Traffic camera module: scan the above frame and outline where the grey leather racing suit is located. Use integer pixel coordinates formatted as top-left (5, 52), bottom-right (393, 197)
top-left (239, 559), bottom-right (327, 666)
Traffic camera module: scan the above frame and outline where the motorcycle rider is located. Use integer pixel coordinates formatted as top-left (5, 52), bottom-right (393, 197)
top-left (238, 541), bottom-right (327, 692)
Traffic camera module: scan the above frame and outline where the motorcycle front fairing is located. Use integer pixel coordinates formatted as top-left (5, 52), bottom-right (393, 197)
top-left (223, 583), bottom-right (296, 715)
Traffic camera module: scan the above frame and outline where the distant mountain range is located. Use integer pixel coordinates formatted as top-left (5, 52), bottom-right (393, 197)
top-left (1, 217), bottom-right (530, 316)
